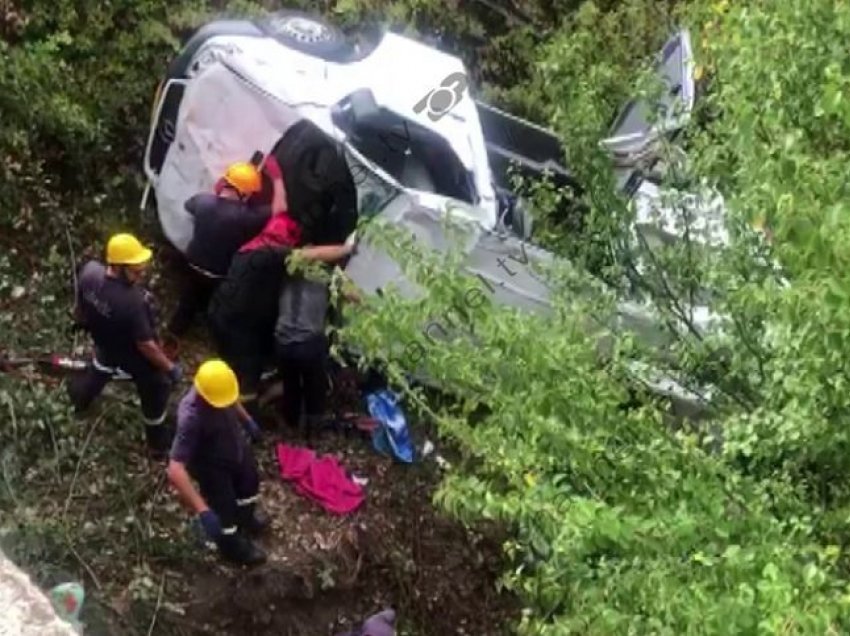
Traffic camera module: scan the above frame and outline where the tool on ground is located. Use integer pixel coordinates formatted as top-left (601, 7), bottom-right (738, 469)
top-left (0, 352), bottom-right (133, 382)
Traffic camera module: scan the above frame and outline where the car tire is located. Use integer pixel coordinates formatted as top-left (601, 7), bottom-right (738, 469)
top-left (261, 11), bottom-right (350, 61)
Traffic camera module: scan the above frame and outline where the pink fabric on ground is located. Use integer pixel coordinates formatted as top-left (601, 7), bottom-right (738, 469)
top-left (276, 444), bottom-right (365, 515)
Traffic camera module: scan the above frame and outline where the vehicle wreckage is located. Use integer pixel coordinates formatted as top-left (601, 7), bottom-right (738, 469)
top-left (142, 10), bottom-right (716, 416)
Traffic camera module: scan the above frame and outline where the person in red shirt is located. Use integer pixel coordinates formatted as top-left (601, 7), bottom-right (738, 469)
top-left (239, 153), bottom-right (301, 252)
top-left (206, 233), bottom-right (354, 424)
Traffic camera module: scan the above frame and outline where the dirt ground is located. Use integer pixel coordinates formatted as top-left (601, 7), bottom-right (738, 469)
top-left (135, 380), bottom-right (517, 636)
top-left (1, 239), bottom-right (519, 635)
top-left (133, 249), bottom-right (519, 635)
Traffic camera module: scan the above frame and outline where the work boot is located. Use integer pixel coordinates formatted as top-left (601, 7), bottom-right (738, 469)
top-left (217, 533), bottom-right (267, 566)
top-left (144, 423), bottom-right (173, 460)
top-left (303, 414), bottom-right (324, 444)
top-left (237, 504), bottom-right (271, 537)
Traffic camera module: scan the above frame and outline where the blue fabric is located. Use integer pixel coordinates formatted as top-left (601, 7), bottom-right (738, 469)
top-left (245, 418), bottom-right (262, 442)
top-left (199, 510), bottom-right (223, 539)
top-left (366, 390), bottom-right (414, 463)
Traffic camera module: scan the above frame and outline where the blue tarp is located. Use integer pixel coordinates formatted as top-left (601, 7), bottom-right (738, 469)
top-left (366, 390), bottom-right (414, 463)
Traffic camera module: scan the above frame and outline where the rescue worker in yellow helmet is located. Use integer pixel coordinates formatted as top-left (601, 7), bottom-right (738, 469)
top-left (68, 233), bottom-right (182, 457)
top-left (167, 359), bottom-right (267, 566)
top-left (167, 156), bottom-right (286, 337)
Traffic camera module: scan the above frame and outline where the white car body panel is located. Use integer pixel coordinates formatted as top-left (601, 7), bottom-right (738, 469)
top-left (145, 19), bottom-right (714, 416)
top-left (151, 29), bottom-right (497, 254)
top-left (155, 59), bottom-right (304, 250)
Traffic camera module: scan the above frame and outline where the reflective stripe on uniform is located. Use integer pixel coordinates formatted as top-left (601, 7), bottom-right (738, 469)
top-left (92, 357), bottom-right (132, 380)
top-left (236, 495), bottom-right (259, 507)
top-left (144, 411), bottom-right (168, 426)
top-left (221, 525), bottom-right (238, 536)
top-left (188, 262), bottom-right (224, 280)
top-left (92, 357), bottom-right (117, 373)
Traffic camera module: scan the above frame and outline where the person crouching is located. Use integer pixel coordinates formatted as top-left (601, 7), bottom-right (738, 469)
top-left (166, 359), bottom-right (268, 566)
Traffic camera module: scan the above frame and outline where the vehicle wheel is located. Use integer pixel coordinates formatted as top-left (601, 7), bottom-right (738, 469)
top-left (261, 11), bottom-right (350, 61)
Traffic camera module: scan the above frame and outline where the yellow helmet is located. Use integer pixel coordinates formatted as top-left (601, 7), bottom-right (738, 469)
top-left (222, 162), bottom-right (262, 196)
top-left (106, 233), bottom-right (152, 265)
top-left (194, 359), bottom-right (239, 408)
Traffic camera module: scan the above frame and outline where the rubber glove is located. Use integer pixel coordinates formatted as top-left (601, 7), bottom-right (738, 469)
top-left (245, 418), bottom-right (262, 442)
top-left (167, 364), bottom-right (183, 384)
top-left (198, 510), bottom-right (222, 540)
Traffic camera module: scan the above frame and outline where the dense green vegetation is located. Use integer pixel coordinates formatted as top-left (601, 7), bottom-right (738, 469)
top-left (4, 0), bottom-right (850, 633)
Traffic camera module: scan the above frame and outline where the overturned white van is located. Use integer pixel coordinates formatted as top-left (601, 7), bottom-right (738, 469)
top-left (141, 10), bottom-right (713, 416)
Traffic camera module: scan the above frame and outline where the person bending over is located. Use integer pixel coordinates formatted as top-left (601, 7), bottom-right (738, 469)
top-left (167, 155), bottom-right (288, 336)
top-left (206, 230), bottom-right (355, 425)
top-left (166, 359), bottom-right (267, 566)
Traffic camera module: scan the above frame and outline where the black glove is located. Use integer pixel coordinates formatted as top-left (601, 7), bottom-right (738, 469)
top-left (198, 510), bottom-right (222, 540)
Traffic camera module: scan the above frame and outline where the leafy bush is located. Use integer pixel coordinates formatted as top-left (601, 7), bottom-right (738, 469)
top-left (5, 0), bottom-right (850, 633)
top-left (339, 0), bottom-right (850, 632)
top-left (340, 214), bottom-right (849, 633)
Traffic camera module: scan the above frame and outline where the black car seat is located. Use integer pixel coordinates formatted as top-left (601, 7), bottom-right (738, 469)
top-left (271, 120), bottom-right (358, 245)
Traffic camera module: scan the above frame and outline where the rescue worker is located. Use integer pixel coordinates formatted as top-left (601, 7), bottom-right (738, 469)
top-left (166, 155), bottom-right (288, 336)
top-left (206, 222), bottom-right (355, 425)
top-left (274, 237), bottom-right (361, 436)
top-left (68, 233), bottom-right (182, 456)
top-left (166, 359), bottom-right (267, 566)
